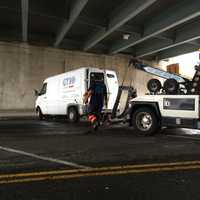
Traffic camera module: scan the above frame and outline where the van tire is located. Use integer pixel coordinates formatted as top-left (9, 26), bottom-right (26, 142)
top-left (68, 107), bottom-right (79, 123)
top-left (37, 107), bottom-right (44, 120)
top-left (131, 107), bottom-right (159, 136)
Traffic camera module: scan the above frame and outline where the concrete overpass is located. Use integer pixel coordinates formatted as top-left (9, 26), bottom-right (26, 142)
top-left (1, 0), bottom-right (200, 60)
top-left (0, 0), bottom-right (200, 110)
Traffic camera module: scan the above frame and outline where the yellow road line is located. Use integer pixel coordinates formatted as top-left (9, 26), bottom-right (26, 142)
top-left (0, 164), bottom-right (200, 185)
top-left (0, 160), bottom-right (200, 179)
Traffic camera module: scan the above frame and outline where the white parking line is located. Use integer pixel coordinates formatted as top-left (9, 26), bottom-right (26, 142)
top-left (0, 145), bottom-right (90, 169)
top-left (166, 134), bottom-right (200, 141)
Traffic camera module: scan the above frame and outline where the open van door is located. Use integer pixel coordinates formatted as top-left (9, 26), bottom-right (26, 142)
top-left (105, 70), bottom-right (119, 110)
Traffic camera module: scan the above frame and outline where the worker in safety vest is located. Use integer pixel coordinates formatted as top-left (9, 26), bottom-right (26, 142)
top-left (83, 75), bottom-right (107, 130)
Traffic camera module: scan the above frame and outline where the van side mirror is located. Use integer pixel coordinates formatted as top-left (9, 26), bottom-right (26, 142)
top-left (34, 89), bottom-right (39, 96)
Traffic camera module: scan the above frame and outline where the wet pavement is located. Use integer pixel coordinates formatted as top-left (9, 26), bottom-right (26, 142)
top-left (0, 119), bottom-right (200, 199)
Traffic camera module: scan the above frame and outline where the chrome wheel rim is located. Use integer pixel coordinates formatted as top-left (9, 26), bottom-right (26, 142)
top-left (136, 112), bottom-right (152, 131)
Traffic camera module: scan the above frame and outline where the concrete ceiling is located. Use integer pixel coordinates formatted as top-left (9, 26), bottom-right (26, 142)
top-left (0, 0), bottom-right (200, 60)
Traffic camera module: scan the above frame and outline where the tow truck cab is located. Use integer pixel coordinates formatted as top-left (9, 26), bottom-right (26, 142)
top-left (129, 95), bottom-right (200, 136)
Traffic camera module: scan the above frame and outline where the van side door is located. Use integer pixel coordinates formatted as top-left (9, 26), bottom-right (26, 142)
top-left (46, 80), bottom-right (60, 115)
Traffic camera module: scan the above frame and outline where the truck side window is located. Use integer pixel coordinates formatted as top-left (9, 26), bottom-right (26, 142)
top-left (39, 83), bottom-right (47, 95)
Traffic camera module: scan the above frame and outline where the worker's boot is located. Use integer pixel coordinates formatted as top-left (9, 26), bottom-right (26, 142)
top-left (88, 114), bottom-right (98, 131)
top-left (92, 120), bottom-right (99, 131)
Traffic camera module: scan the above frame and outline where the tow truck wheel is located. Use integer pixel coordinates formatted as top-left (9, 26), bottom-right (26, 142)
top-left (163, 78), bottom-right (179, 94)
top-left (132, 107), bottom-right (159, 136)
top-left (68, 107), bottom-right (79, 123)
top-left (147, 79), bottom-right (162, 93)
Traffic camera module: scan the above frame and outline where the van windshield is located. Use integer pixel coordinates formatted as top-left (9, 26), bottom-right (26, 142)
top-left (39, 83), bottom-right (47, 95)
top-left (90, 72), bottom-right (104, 82)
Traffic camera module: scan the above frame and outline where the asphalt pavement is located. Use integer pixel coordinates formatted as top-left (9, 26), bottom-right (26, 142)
top-left (0, 118), bottom-right (200, 199)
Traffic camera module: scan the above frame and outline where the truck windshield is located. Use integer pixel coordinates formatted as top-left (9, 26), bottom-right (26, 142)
top-left (90, 72), bottom-right (104, 82)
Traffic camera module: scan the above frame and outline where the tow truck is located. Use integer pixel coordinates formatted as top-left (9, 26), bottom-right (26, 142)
top-left (127, 58), bottom-right (200, 136)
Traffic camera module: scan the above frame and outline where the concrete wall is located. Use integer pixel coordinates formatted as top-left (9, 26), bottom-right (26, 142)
top-left (0, 42), bottom-right (157, 110)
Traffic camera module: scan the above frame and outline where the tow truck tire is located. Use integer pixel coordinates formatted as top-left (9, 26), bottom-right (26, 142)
top-left (68, 107), bottom-right (79, 123)
top-left (147, 79), bottom-right (162, 93)
top-left (132, 107), bottom-right (159, 136)
top-left (163, 78), bottom-right (179, 94)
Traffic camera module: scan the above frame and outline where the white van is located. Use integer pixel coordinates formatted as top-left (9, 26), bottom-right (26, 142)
top-left (35, 67), bottom-right (119, 122)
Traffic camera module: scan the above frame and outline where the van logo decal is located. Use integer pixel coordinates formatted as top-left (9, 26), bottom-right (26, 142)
top-left (63, 76), bottom-right (76, 86)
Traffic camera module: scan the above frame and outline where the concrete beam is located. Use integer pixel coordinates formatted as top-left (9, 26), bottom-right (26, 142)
top-left (21, 0), bottom-right (29, 42)
top-left (136, 40), bottom-right (173, 58)
top-left (54, 0), bottom-right (88, 47)
top-left (110, 0), bottom-right (200, 54)
top-left (78, 17), bottom-right (142, 34)
top-left (77, 16), bottom-right (107, 29)
top-left (154, 32), bottom-right (174, 41)
top-left (78, 17), bottom-right (172, 41)
top-left (60, 38), bottom-right (108, 54)
top-left (83, 0), bottom-right (157, 51)
top-left (136, 20), bottom-right (200, 58)
top-left (158, 43), bottom-right (198, 60)
top-left (187, 40), bottom-right (200, 46)
top-left (30, 32), bottom-right (107, 51)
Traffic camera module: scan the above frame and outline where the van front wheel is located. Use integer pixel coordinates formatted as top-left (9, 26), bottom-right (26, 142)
top-left (68, 107), bottom-right (79, 123)
top-left (37, 107), bottom-right (44, 120)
